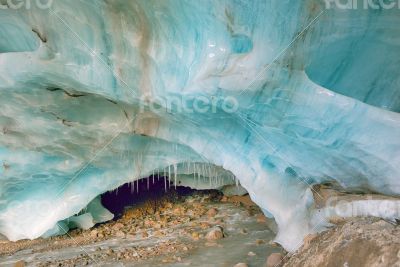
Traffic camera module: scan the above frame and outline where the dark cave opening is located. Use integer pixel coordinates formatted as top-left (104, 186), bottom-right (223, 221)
top-left (100, 175), bottom-right (209, 218)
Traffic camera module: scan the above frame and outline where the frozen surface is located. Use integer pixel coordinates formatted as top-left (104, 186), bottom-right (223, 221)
top-left (0, 0), bottom-right (400, 251)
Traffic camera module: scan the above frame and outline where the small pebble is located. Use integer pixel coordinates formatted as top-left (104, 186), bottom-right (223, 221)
top-left (206, 208), bottom-right (218, 217)
top-left (191, 232), bottom-right (200, 240)
top-left (256, 214), bottom-right (267, 223)
top-left (106, 248), bottom-right (114, 255)
top-left (13, 260), bottom-right (26, 267)
top-left (205, 227), bottom-right (224, 240)
top-left (266, 253), bottom-right (283, 267)
top-left (256, 239), bottom-right (265, 245)
top-left (112, 223), bottom-right (124, 230)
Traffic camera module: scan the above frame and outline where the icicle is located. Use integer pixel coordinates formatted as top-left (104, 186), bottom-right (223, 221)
top-left (209, 167), bottom-right (212, 187)
top-left (193, 163), bottom-right (196, 182)
top-left (164, 168), bottom-right (167, 192)
top-left (173, 163), bottom-right (177, 189)
top-left (209, 165), bottom-right (213, 186)
top-left (207, 164), bottom-right (211, 185)
top-left (147, 176), bottom-right (149, 190)
top-left (201, 164), bottom-right (205, 185)
top-left (197, 166), bottom-right (201, 186)
top-left (136, 178), bottom-right (139, 193)
top-left (152, 169), bottom-right (155, 184)
top-left (212, 168), bottom-right (215, 186)
top-left (194, 163), bottom-right (198, 186)
top-left (168, 165), bottom-right (171, 189)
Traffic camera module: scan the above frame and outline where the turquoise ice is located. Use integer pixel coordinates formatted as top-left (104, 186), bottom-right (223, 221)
top-left (0, 0), bottom-right (399, 251)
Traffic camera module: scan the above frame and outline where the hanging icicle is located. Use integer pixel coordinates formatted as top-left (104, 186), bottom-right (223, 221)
top-left (173, 163), bottom-right (177, 189)
top-left (168, 165), bottom-right (171, 189)
top-left (164, 168), bottom-right (167, 192)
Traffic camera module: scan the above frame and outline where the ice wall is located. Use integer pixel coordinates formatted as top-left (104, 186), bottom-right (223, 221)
top-left (0, 0), bottom-right (399, 251)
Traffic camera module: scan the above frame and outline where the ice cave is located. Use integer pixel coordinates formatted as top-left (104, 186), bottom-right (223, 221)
top-left (0, 0), bottom-right (400, 266)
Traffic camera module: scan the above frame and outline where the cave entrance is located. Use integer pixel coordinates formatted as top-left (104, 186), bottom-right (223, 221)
top-left (100, 175), bottom-right (219, 218)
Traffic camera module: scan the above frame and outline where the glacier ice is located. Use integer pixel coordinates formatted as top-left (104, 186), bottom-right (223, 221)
top-left (0, 0), bottom-right (400, 251)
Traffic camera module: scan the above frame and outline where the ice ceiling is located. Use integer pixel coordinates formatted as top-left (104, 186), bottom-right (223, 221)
top-left (0, 0), bottom-right (400, 251)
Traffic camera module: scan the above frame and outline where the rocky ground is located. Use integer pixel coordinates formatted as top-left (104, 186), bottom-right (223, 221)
top-left (282, 185), bottom-right (400, 267)
top-left (283, 217), bottom-right (400, 267)
top-left (0, 190), bottom-right (283, 267)
top-left (2, 188), bottom-right (400, 267)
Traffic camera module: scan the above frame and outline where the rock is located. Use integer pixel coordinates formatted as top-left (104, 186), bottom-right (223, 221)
top-left (265, 253), bottom-right (283, 267)
top-left (328, 216), bottom-right (346, 224)
top-left (115, 231), bottom-right (126, 238)
top-left (173, 206), bottom-right (185, 216)
top-left (248, 251), bottom-right (256, 256)
top-left (90, 229), bottom-right (98, 238)
top-left (256, 239), bottom-right (265, 245)
top-left (206, 208), bottom-right (218, 217)
top-left (302, 233), bottom-right (318, 250)
top-left (285, 217), bottom-right (400, 267)
top-left (112, 222), bottom-right (124, 230)
top-left (200, 222), bottom-right (210, 229)
top-left (191, 231), bottom-right (200, 240)
top-left (256, 214), bottom-right (267, 223)
top-left (13, 260), bottom-right (26, 267)
top-left (233, 263), bottom-right (248, 267)
top-left (205, 226), bottom-right (224, 240)
top-left (106, 248), bottom-right (114, 255)
top-left (221, 184), bottom-right (248, 196)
